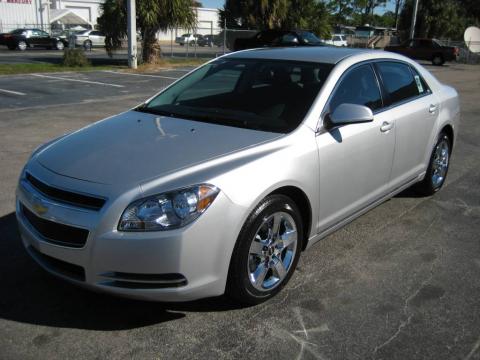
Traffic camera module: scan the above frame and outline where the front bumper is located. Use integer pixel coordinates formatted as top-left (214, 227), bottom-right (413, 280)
top-left (16, 168), bottom-right (243, 302)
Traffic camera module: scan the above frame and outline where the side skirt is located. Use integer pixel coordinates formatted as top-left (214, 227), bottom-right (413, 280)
top-left (305, 173), bottom-right (424, 250)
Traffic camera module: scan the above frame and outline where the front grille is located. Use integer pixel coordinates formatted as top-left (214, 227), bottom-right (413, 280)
top-left (99, 272), bottom-right (187, 289)
top-left (28, 246), bottom-right (85, 281)
top-left (21, 203), bottom-right (89, 248)
top-left (26, 172), bottom-right (106, 210)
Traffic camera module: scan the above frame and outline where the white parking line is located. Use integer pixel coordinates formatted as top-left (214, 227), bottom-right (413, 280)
top-left (0, 88), bottom-right (26, 96)
top-left (31, 74), bottom-right (125, 88)
top-left (102, 70), bottom-right (180, 80)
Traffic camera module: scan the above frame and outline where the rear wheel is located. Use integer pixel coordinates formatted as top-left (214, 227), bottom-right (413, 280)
top-left (416, 132), bottom-right (451, 195)
top-left (432, 54), bottom-right (444, 66)
top-left (55, 41), bottom-right (64, 50)
top-left (227, 194), bottom-right (303, 305)
top-left (17, 41), bottom-right (27, 51)
top-left (84, 40), bottom-right (92, 51)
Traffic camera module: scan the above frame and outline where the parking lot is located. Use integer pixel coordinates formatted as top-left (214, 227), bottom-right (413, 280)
top-left (0, 62), bottom-right (479, 360)
top-left (0, 45), bottom-right (223, 65)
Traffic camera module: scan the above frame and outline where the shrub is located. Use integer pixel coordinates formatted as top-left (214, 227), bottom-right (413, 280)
top-left (62, 48), bottom-right (91, 67)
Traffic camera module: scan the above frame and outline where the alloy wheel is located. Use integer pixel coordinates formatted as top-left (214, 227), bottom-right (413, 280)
top-left (248, 212), bottom-right (297, 291)
top-left (431, 138), bottom-right (449, 188)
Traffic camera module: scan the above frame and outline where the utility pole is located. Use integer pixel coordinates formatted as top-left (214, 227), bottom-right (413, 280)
top-left (127, 0), bottom-right (137, 69)
top-left (409, 0), bottom-right (419, 39)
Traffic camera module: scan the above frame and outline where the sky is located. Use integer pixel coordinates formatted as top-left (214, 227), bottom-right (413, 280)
top-left (200, 0), bottom-right (225, 9)
top-left (199, 0), bottom-right (396, 15)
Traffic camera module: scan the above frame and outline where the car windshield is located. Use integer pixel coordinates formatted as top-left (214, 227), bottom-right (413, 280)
top-left (138, 58), bottom-right (332, 133)
top-left (77, 30), bottom-right (89, 35)
top-left (299, 31), bottom-right (322, 44)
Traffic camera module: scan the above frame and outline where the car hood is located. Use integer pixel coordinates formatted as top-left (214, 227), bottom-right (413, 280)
top-left (35, 110), bottom-right (281, 185)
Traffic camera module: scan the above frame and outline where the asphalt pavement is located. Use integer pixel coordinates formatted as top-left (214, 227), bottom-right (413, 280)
top-left (0, 62), bottom-right (479, 360)
top-left (0, 45), bottom-right (223, 65)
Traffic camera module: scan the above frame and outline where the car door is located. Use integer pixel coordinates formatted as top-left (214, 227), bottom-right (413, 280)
top-left (375, 61), bottom-right (438, 189)
top-left (29, 30), bottom-right (44, 47)
top-left (90, 31), bottom-right (104, 46)
top-left (316, 63), bottom-right (395, 231)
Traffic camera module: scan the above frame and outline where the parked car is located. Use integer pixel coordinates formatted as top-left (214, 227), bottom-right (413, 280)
top-left (0, 28), bottom-right (66, 51)
top-left (197, 34), bottom-right (222, 47)
top-left (234, 30), bottom-right (325, 51)
top-left (175, 33), bottom-right (199, 46)
top-left (385, 38), bottom-right (459, 65)
top-left (52, 29), bottom-right (85, 46)
top-left (16, 47), bottom-right (459, 304)
top-left (73, 30), bottom-right (105, 49)
top-left (323, 34), bottom-right (348, 47)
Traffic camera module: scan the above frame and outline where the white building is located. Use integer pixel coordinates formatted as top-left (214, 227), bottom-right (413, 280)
top-left (0, 0), bottom-right (219, 37)
top-left (0, 0), bottom-right (97, 32)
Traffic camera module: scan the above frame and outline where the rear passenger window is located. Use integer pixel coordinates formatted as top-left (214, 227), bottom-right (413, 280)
top-left (329, 64), bottom-right (382, 112)
top-left (410, 66), bottom-right (431, 95)
top-left (376, 62), bottom-right (420, 105)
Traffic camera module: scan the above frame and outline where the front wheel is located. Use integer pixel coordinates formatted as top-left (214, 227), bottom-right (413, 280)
top-left (84, 40), bottom-right (92, 51)
top-left (416, 132), bottom-right (451, 195)
top-left (227, 194), bottom-right (303, 305)
top-left (55, 41), bottom-right (64, 50)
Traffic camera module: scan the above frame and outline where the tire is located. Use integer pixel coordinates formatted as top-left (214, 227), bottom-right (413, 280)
top-left (415, 132), bottom-right (451, 196)
top-left (17, 40), bottom-right (27, 51)
top-left (432, 54), bottom-right (444, 66)
top-left (227, 194), bottom-right (303, 305)
top-left (55, 41), bottom-right (64, 50)
top-left (189, 40), bottom-right (195, 46)
top-left (84, 40), bottom-right (92, 51)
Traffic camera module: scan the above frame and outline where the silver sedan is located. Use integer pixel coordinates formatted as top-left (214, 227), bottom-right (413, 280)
top-left (16, 47), bottom-right (460, 304)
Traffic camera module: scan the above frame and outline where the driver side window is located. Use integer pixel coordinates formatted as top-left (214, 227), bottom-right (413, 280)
top-left (328, 64), bottom-right (383, 114)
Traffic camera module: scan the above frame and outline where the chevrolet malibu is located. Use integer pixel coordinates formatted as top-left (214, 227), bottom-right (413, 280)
top-left (16, 47), bottom-right (460, 304)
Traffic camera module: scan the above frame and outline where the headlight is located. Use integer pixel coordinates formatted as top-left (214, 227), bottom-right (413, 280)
top-left (118, 184), bottom-right (219, 231)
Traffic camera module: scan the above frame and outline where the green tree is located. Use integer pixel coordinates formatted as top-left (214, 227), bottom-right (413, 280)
top-left (98, 0), bottom-right (197, 64)
top-left (219, 0), bottom-right (288, 29)
top-left (398, 0), bottom-right (469, 40)
top-left (327, 0), bottom-right (354, 26)
top-left (220, 0), bottom-right (330, 38)
top-left (283, 0), bottom-right (331, 38)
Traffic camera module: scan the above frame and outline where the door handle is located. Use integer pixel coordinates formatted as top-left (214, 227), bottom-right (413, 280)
top-left (380, 121), bottom-right (393, 132)
top-left (429, 104), bottom-right (437, 113)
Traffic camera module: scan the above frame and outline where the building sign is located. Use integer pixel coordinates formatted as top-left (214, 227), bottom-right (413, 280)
top-left (4, 0), bottom-right (32, 3)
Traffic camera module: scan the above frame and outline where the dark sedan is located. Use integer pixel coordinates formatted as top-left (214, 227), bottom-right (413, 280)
top-left (233, 30), bottom-right (325, 51)
top-left (0, 28), bottom-right (66, 51)
top-left (385, 38), bottom-right (459, 66)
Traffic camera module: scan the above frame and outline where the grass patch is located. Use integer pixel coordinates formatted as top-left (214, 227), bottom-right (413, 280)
top-left (0, 63), bottom-right (124, 75)
top-left (128, 57), bottom-right (211, 73)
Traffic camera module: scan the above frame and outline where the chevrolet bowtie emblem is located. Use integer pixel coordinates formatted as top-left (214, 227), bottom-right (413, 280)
top-left (31, 197), bottom-right (48, 215)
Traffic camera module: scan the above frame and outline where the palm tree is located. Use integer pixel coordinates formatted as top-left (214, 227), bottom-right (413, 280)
top-left (98, 0), bottom-right (197, 64)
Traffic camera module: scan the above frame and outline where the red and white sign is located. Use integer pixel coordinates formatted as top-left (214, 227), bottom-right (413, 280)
top-left (4, 0), bottom-right (32, 3)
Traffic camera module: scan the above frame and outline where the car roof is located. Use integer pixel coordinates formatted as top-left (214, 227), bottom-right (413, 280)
top-left (225, 46), bottom-right (381, 64)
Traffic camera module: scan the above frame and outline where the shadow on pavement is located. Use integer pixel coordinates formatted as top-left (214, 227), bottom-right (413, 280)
top-left (0, 212), bottom-right (241, 331)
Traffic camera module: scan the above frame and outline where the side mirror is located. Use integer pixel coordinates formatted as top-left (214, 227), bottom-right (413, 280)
top-left (325, 103), bottom-right (374, 129)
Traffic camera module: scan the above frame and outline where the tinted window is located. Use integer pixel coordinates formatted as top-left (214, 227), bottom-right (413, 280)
top-left (143, 59), bottom-right (332, 133)
top-left (329, 64), bottom-right (382, 112)
top-left (410, 66), bottom-right (431, 95)
top-left (377, 62), bottom-right (420, 105)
